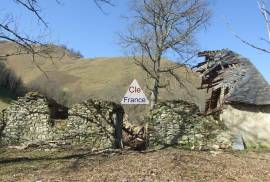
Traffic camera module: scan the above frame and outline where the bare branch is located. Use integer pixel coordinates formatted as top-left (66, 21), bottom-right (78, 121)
top-left (94, 0), bottom-right (114, 14)
top-left (228, 1), bottom-right (270, 54)
top-left (0, 0), bottom-right (115, 77)
top-left (226, 20), bottom-right (270, 54)
top-left (121, 0), bottom-right (210, 109)
top-left (15, 0), bottom-right (48, 27)
top-left (258, 0), bottom-right (270, 41)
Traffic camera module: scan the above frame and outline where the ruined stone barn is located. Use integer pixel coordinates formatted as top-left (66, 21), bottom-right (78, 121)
top-left (194, 49), bottom-right (270, 148)
top-left (0, 92), bottom-right (124, 149)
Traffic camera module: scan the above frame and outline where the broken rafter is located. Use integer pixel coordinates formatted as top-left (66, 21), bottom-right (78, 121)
top-left (195, 49), bottom-right (243, 114)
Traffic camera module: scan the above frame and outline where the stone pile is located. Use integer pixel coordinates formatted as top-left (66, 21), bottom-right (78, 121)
top-left (2, 92), bottom-right (51, 144)
top-left (0, 92), bottom-right (233, 151)
top-left (53, 99), bottom-right (124, 149)
top-left (0, 92), bottom-right (124, 150)
top-left (148, 100), bottom-right (232, 150)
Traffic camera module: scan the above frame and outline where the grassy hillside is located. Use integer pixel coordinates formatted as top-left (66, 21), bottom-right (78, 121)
top-left (0, 42), bottom-right (207, 122)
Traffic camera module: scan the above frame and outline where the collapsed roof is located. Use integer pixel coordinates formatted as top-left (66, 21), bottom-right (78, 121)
top-left (194, 49), bottom-right (270, 114)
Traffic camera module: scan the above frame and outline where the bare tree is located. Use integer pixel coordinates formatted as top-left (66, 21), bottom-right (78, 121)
top-left (121, 0), bottom-right (211, 109)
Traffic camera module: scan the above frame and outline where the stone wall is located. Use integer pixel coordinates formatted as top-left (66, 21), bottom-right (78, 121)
top-left (148, 100), bottom-right (232, 150)
top-left (221, 104), bottom-right (270, 148)
top-left (0, 92), bottom-right (124, 150)
top-left (55, 100), bottom-right (123, 149)
top-left (2, 93), bottom-right (51, 144)
top-left (0, 92), bottom-right (238, 151)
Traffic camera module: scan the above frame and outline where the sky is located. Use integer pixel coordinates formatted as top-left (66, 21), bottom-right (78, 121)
top-left (1, 0), bottom-right (270, 83)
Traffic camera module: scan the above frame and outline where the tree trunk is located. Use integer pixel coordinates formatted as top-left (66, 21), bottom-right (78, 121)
top-left (151, 57), bottom-right (161, 110)
top-left (113, 112), bottom-right (123, 149)
top-left (150, 79), bottom-right (158, 110)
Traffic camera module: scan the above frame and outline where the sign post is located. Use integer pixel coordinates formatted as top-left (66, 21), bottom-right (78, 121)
top-left (121, 79), bottom-right (149, 105)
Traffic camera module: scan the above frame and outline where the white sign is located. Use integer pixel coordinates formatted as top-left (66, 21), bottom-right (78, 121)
top-left (121, 79), bottom-right (149, 105)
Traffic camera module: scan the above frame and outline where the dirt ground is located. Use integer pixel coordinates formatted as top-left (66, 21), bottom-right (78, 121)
top-left (0, 147), bottom-right (270, 182)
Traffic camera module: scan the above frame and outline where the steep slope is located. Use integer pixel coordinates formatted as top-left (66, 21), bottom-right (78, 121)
top-left (0, 42), bottom-right (206, 122)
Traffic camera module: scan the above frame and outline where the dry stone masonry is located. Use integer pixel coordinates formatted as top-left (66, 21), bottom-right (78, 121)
top-left (0, 92), bottom-right (233, 151)
top-left (148, 100), bottom-right (232, 150)
top-left (2, 93), bottom-right (51, 144)
top-left (0, 92), bottom-right (124, 150)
